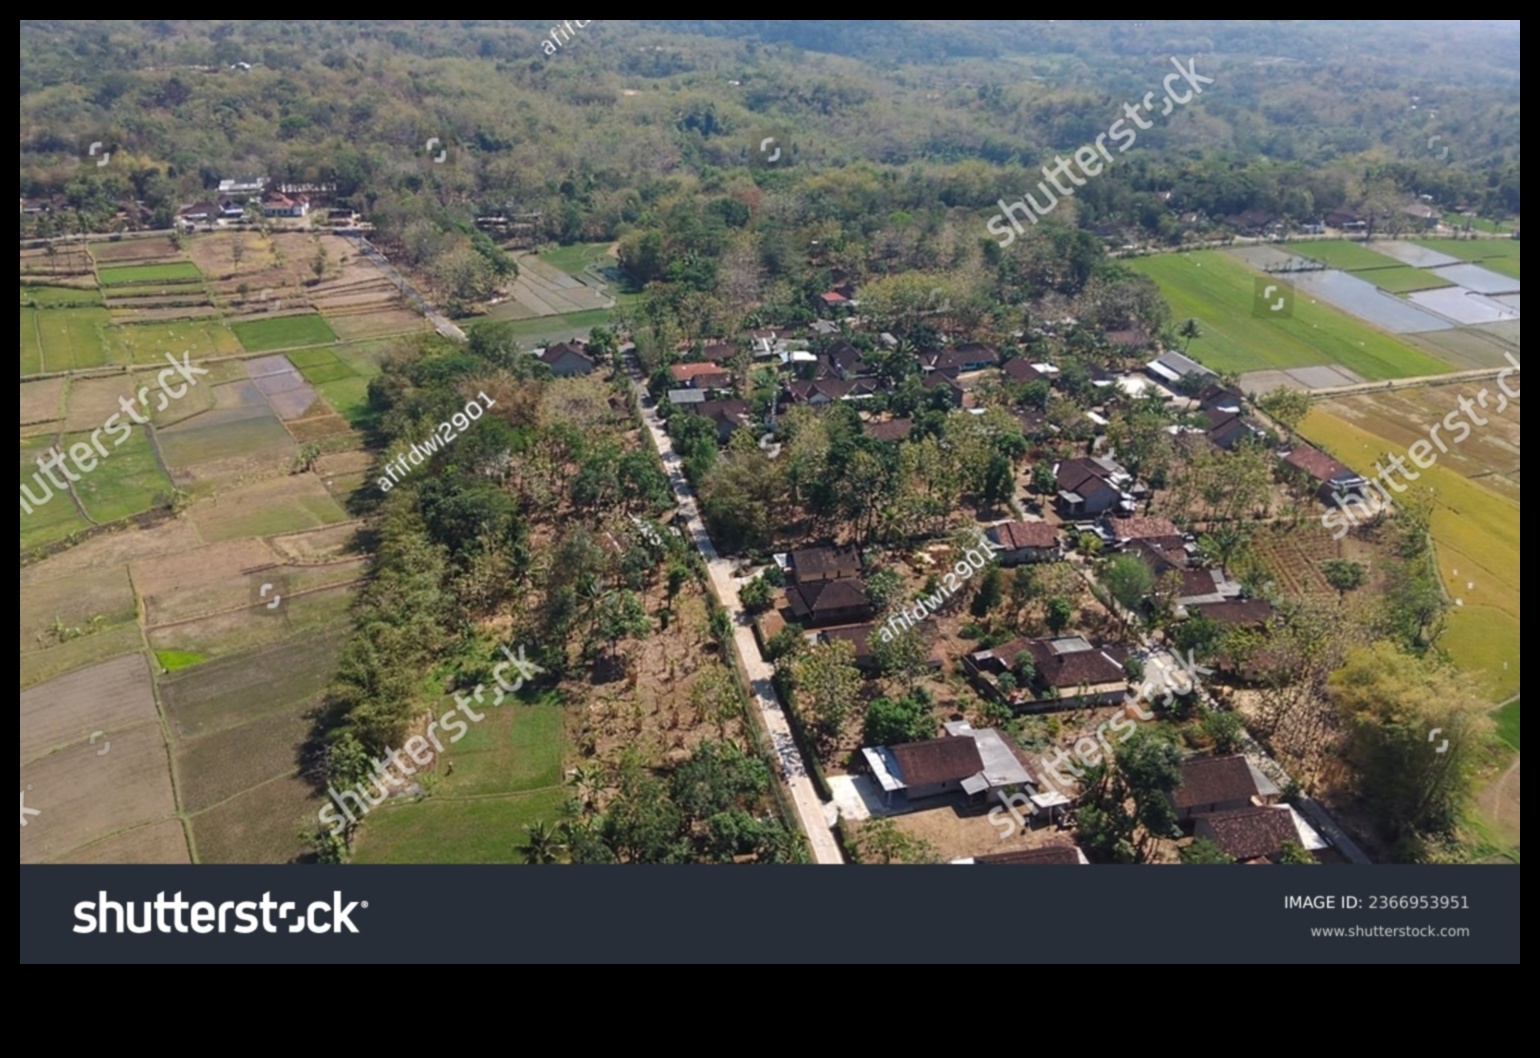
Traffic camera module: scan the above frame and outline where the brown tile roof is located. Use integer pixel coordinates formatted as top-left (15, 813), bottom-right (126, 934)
top-left (1192, 600), bottom-right (1277, 627)
top-left (789, 579), bottom-right (871, 617)
top-left (697, 399), bottom-right (751, 428)
top-left (1003, 359), bottom-right (1045, 384)
top-left (699, 343), bottom-right (738, 363)
top-left (672, 362), bottom-right (730, 384)
top-left (790, 547), bottom-right (863, 581)
top-left (892, 737), bottom-right (985, 787)
top-left (990, 522), bottom-right (1060, 551)
top-left (1174, 756), bottom-right (1263, 810)
top-left (1284, 445), bottom-right (1354, 484)
top-left (975, 846), bottom-right (1087, 865)
top-left (788, 378), bottom-right (872, 402)
top-left (1199, 807), bottom-right (1300, 862)
top-left (1128, 539), bottom-right (1188, 575)
top-left (997, 638), bottom-right (1128, 690)
top-left (1111, 517), bottom-right (1180, 542)
top-left (1106, 328), bottom-right (1152, 349)
top-left (864, 418), bottom-right (913, 443)
top-left (821, 624), bottom-right (878, 666)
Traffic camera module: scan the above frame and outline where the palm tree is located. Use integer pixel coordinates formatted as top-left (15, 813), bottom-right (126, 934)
top-left (519, 821), bottom-right (567, 865)
top-left (1180, 318), bottom-right (1202, 353)
top-left (566, 765), bottom-right (603, 815)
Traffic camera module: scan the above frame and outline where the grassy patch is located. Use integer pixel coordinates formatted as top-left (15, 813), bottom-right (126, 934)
top-left (1493, 700), bottom-right (1519, 751)
top-left (97, 261), bottom-right (203, 287)
top-left (69, 426), bottom-right (174, 525)
top-left (231, 314), bottom-right (340, 354)
top-left (494, 308), bottom-right (616, 344)
top-left (1444, 214), bottom-right (1517, 236)
top-left (20, 436), bottom-right (91, 552)
top-left (1129, 252), bottom-right (1455, 381)
top-left (20, 307), bottom-right (43, 375)
top-left (105, 319), bottom-right (243, 366)
top-left (1284, 241), bottom-right (1408, 272)
top-left (36, 308), bottom-right (110, 372)
top-left (155, 649), bottom-right (208, 673)
top-left (1414, 238), bottom-right (1521, 280)
top-left (1363, 267), bottom-right (1456, 295)
top-left (539, 241), bottom-right (615, 277)
top-left (350, 787), bottom-right (569, 864)
top-left (22, 285), bottom-right (104, 308)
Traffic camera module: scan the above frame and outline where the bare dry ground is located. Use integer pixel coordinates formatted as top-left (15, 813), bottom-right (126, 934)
top-left (185, 474), bottom-right (348, 544)
top-left (190, 773), bottom-right (325, 865)
top-left (20, 377), bottom-right (65, 426)
top-left (19, 564), bottom-right (137, 652)
top-left (132, 538), bottom-right (282, 626)
top-left (19, 653), bottom-right (159, 766)
top-left (20, 724), bottom-right (177, 865)
top-left (56, 819), bottom-right (191, 865)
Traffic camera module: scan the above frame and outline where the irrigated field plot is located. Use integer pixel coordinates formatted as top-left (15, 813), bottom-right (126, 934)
top-left (231, 313), bottom-right (339, 354)
top-left (1130, 252), bottom-right (1454, 381)
top-left (19, 653), bottom-right (158, 765)
top-left (1283, 241), bottom-right (1409, 272)
top-left (1417, 238), bottom-right (1522, 282)
top-left (22, 285), bottom-right (104, 308)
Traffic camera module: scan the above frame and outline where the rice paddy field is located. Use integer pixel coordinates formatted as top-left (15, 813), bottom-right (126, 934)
top-left (1301, 395), bottom-right (1520, 702)
top-left (1129, 251), bottom-right (1456, 380)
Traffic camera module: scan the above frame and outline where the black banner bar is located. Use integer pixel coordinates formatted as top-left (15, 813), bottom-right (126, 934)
top-left (21, 866), bottom-right (1518, 964)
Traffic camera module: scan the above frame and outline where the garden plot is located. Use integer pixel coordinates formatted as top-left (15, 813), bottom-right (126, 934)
top-left (1291, 270), bottom-right (1454, 334)
top-left (19, 563), bottom-right (137, 652)
top-left (20, 377), bottom-right (65, 426)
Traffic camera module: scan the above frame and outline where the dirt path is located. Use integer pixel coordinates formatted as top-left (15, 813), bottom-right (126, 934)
top-left (1480, 755), bottom-right (1521, 853)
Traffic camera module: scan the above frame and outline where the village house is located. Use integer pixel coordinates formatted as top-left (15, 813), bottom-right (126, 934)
top-left (788, 546), bottom-right (863, 585)
top-left (921, 343), bottom-right (1001, 378)
top-left (1196, 806), bottom-right (1312, 864)
top-left (261, 192), bottom-right (311, 219)
top-left (862, 722), bottom-right (1033, 806)
top-left (540, 342), bottom-right (597, 378)
top-left (1169, 755), bottom-right (1281, 824)
top-left (671, 362), bottom-right (734, 390)
top-left (922, 374), bottom-right (967, 409)
top-left (1003, 358), bottom-right (1047, 385)
top-left (819, 625), bottom-right (881, 673)
top-left (1282, 444), bottom-right (1371, 505)
top-left (695, 399), bottom-right (754, 443)
top-left (786, 377), bottom-right (876, 406)
top-left (786, 579), bottom-right (874, 628)
top-left (986, 521), bottom-right (1062, 566)
top-left (1056, 456), bottom-right (1138, 518)
top-left (864, 418), bottom-right (913, 444)
top-left (218, 175), bottom-right (268, 200)
top-left (1147, 351), bottom-right (1217, 389)
top-left (965, 635), bottom-right (1130, 712)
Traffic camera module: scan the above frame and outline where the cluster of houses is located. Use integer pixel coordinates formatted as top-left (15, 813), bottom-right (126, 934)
top-left (177, 176), bottom-right (356, 231)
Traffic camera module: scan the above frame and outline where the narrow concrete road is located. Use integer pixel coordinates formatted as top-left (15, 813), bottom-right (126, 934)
top-left (634, 388), bottom-right (845, 865)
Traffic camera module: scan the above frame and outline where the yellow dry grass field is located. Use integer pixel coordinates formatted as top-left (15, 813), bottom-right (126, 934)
top-left (1302, 399), bottom-right (1520, 701)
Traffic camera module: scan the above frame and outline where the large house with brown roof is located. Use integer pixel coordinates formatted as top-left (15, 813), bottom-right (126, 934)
top-left (987, 521), bottom-right (1062, 566)
top-left (695, 399), bottom-right (753, 443)
top-left (964, 635), bottom-right (1130, 711)
top-left (540, 342), bottom-right (597, 378)
top-left (1196, 806), bottom-right (1307, 863)
top-left (786, 579), bottom-right (874, 628)
top-left (786, 378), bottom-right (877, 405)
top-left (1056, 457), bottom-right (1137, 518)
top-left (862, 722), bottom-right (1033, 804)
top-left (789, 547), bottom-right (863, 585)
top-left (671, 362), bottom-right (734, 390)
top-left (1282, 444), bottom-right (1371, 505)
top-left (922, 343), bottom-right (1001, 378)
top-left (1170, 755), bottom-right (1281, 823)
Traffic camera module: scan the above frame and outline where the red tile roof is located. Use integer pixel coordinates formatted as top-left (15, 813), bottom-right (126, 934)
top-left (990, 522), bottom-right (1060, 551)
top-left (1174, 756), bottom-right (1263, 810)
